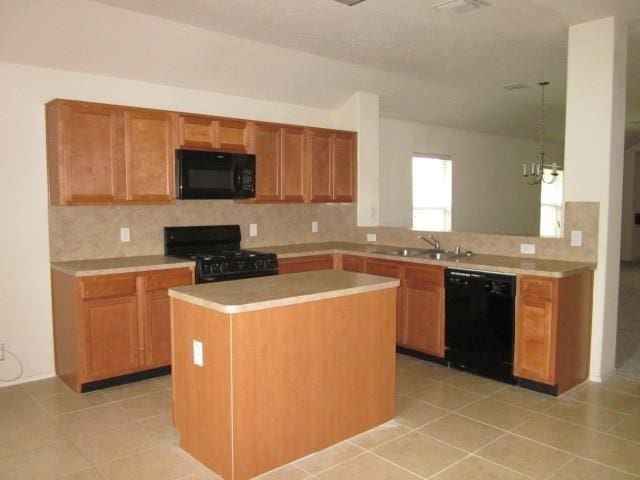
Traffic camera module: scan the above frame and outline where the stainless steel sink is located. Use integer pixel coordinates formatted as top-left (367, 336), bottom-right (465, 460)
top-left (373, 247), bottom-right (472, 261)
top-left (420, 250), bottom-right (456, 260)
top-left (372, 248), bottom-right (429, 257)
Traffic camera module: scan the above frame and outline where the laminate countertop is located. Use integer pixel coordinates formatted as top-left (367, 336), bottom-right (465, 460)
top-left (168, 269), bottom-right (400, 314)
top-left (255, 242), bottom-right (595, 278)
top-left (51, 255), bottom-right (195, 276)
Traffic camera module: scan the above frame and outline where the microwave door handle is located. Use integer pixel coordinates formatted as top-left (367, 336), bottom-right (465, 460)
top-left (232, 166), bottom-right (241, 193)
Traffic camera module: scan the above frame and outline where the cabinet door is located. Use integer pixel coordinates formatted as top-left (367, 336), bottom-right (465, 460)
top-left (341, 255), bottom-right (366, 273)
top-left (218, 119), bottom-right (252, 152)
top-left (366, 259), bottom-right (406, 346)
top-left (141, 268), bottom-right (194, 368)
top-left (124, 109), bottom-right (175, 202)
top-left (254, 123), bottom-right (281, 202)
top-left (308, 130), bottom-right (333, 202)
top-left (178, 115), bottom-right (217, 149)
top-left (82, 295), bottom-right (139, 381)
top-left (53, 101), bottom-right (123, 204)
top-left (280, 127), bottom-right (305, 202)
top-left (403, 265), bottom-right (444, 356)
top-left (514, 297), bottom-right (555, 384)
top-left (278, 255), bottom-right (334, 274)
top-left (332, 132), bottom-right (356, 202)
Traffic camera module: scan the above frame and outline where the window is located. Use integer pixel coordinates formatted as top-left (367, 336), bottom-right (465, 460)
top-left (539, 167), bottom-right (564, 237)
top-left (412, 155), bottom-right (452, 231)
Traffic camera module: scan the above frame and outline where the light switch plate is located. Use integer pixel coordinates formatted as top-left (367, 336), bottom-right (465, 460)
top-left (0, 341), bottom-right (5, 362)
top-left (520, 243), bottom-right (536, 255)
top-left (120, 227), bottom-right (130, 242)
top-left (193, 340), bottom-right (204, 367)
top-left (311, 221), bottom-right (319, 233)
top-left (366, 233), bottom-right (377, 242)
top-left (570, 230), bottom-right (583, 247)
top-left (249, 224), bottom-right (258, 237)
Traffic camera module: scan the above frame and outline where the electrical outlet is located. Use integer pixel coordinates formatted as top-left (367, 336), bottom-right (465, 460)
top-left (193, 340), bottom-right (203, 367)
top-left (366, 233), bottom-right (377, 242)
top-left (120, 227), bottom-right (130, 242)
top-left (249, 224), bottom-right (258, 237)
top-left (570, 230), bottom-right (583, 247)
top-left (311, 221), bottom-right (319, 233)
top-left (520, 243), bottom-right (536, 255)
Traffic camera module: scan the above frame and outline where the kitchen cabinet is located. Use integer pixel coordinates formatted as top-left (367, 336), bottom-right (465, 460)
top-left (278, 255), bottom-right (335, 274)
top-left (178, 114), bottom-right (254, 152)
top-left (51, 266), bottom-right (194, 392)
top-left (339, 254), bottom-right (366, 273)
top-left (514, 273), bottom-right (593, 394)
top-left (307, 129), bottom-right (357, 203)
top-left (254, 123), bottom-right (305, 202)
top-left (46, 99), bottom-right (175, 205)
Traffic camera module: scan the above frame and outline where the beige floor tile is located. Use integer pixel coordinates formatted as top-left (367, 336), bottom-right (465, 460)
top-left (476, 433), bottom-right (573, 479)
top-left (103, 379), bottom-right (166, 401)
top-left (409, 381), bottom-right (483, 410)
top-left (0, 384), bottom-right (32, 403)
top-left (350, 421), bottom-right (411, 449)
top-left (418, 413), bottom-right (504, 452)
top-left (98, 444), bottom-right (201, 480)
top-left (155, 374), bottom-right (173, 389)
top-left (22, 376), bottom-right (74, 398)
top-left (255, 464), bottom-right (309, 480)
top-left (549, 457), bottom-right (638, 480)
top-left (139, 412), bottom-right (180, 443)
top-left (569, 383), bottom-right (640, 414)
top-left (442, 372), bottom-right (507, 396)
top-left (0, 441), bottom-right (91, 480)
top-left (608, 412), bottom-right (640, 442)
top-left (36, 390), bottom-right (111, 415)
top-left (54, 403), bottom-right (139, 440)
top-left (457, 398), bottom-right (536, 430)
top-left (294, 440), bottom-right (363, 474)
top-left (315, 452), bottom-right (421, 480)
top-left (74, 422), bottom-right (162, 464)
top-left (514, 415), bottom-right (640, 475)
top-left (0, 395), bottom-right (48, 428)
top-left (0, 416), bottom-right (64, 458)
top-left (58, 468), bottom-right (105, 480)
top-left (373, 431), bottom-right (467, 478)
top-left (396, 354), bottom-right (421, 371)
top-left (545, 400), bottom-right (626, 431)
top-left (404, 360), bottom-right (458, 381)
top-left (115, 390), bottom-right (172, 419)
top-left (395, 395), bottom-right (448, 428)
top-left (490, 386), bottom-right (560, 413)
top-left (396, 368), bottom-right (435, 395)
top-left (602, 375), bottom-right (640, 397)
top-left (432, 456), bottom-right (530, 480)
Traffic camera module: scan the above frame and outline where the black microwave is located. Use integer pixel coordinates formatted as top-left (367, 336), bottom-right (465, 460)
top-left (175, 149), bottom-right (256, 199)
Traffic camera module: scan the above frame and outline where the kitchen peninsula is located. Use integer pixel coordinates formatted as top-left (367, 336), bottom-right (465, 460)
top-left (169, 269), bottom-right (399, 480)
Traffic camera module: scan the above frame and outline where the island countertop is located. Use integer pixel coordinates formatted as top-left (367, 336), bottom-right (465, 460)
top-left (169, 269), bottom-right (400, 313)
top-left (254, 242), bottom-right (595, 278)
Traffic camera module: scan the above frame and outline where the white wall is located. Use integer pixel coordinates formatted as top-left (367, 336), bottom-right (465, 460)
top-left (0, 61), bottom-right (349, 385)
top-left (621, 145), bottom-right (640, 260)
top-left (380, 117), bottom-right (564, 235)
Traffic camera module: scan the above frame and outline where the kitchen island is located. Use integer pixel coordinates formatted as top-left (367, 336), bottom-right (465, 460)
top-left (169, 269), bottom-right (399, 480)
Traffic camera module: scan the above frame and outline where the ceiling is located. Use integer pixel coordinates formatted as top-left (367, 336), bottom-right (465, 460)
top-left (78, 1), bottom-right (640, 145)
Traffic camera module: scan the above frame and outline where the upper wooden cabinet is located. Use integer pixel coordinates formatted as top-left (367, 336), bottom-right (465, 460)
top-left (177, 114), bottom-right (253, 152)
top-left (46, 100), bottom-right (175, 205)
top-left (308, 129), bottom-right (357, 203)
top-left (254, 123), bottom-right (305, 203)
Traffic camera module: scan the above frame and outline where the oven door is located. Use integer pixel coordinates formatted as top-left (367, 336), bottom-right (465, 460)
top-left (176, 150), bottom-right (255, 199)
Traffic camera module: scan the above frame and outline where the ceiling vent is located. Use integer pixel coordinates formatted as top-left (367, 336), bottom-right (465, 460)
top-left (333, 0), bottom-right (367, 6)
top-left (433, 0), bottom-right (490, 14)
top-left (502, 83), bottom-right (531, 91)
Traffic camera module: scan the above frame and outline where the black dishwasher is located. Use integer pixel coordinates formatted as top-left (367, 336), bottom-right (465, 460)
top-left (445, 268), bottom-right (517, 384)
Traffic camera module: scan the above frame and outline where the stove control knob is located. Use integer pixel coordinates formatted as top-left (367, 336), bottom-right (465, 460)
top-left (219, 262), bottom-right (228, 273)
top-left (255, 259), bottom-right (263, 269)
top-left (237, 261), bottom-right (245, 270)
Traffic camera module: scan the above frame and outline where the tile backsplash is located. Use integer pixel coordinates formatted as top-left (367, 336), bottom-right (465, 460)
top-left (49, 201), bottom-right (598, 264)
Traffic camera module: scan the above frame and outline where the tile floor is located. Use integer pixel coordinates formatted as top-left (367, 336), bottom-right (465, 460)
top-left (1, 355), bottom-right (639, 480)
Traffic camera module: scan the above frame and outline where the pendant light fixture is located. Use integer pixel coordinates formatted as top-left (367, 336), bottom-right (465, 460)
top-left (522, 81), bottom-right (559, 185)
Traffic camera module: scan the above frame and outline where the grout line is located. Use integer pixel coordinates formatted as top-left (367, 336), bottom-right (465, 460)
top-left (541, 455), bottom-right (577, 480)
top-left (367, 449), bottom-right (432, 479)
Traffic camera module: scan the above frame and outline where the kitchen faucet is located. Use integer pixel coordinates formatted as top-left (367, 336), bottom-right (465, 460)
top-left (419, 235), bottom-right (441, 251)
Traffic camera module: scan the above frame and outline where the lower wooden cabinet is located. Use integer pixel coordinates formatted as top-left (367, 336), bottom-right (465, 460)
top-left (52, 267), bottom-right (194, 392)
top-left (339, 254), bottom-right (366, 273)
top-left (514, 273), bottom-right (593, 393)
top-left (277, 255), bottom-right (335, 274)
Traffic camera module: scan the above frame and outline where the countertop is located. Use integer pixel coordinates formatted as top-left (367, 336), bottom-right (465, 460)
top-left (255, 242), bottom-right (595, 278)
top-left (168, 269), bottom-right (400, 313)
top-left (51, 255), bottom-right (195, 276)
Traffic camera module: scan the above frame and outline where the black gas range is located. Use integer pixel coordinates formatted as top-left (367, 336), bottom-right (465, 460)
top-left (164, 225), bottom-right (278, 283)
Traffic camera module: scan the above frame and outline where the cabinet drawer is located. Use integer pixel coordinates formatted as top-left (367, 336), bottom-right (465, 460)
top-left (278, 255), bottom-right (334, 274)
top-left (520, 276), bottom-right (556, 301)
top-left (80, 274), bottom-right (137, 300)
top-left (365, 259), bottom-right (403, 279)
top-left (142, 268), bottom-right (194, 291)
top-left (403, 264), bottom-right (443, 287)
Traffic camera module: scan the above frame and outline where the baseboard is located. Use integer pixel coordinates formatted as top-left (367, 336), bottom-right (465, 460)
top-left (0, 371), bottom-right (56, 388)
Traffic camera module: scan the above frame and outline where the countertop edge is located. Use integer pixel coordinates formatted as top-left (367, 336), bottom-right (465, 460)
top-left (169, 277), bottom-right (400, 314)
top-left (51, 260), bottom-right (196, 277)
